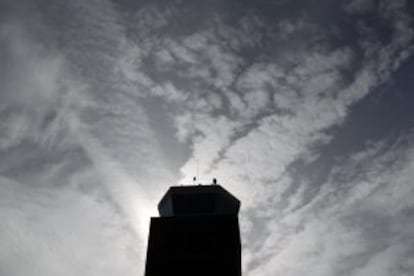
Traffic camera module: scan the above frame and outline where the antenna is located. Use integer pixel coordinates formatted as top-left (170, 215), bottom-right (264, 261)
top-left (197, 159), bottom-right (199, 185)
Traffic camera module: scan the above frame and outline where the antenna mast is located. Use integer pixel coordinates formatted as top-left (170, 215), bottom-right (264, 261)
top-left (197, 159), bottom-right (199, 184)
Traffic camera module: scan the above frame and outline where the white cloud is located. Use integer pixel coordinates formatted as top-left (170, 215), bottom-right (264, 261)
top-left (246, 135), bottom-right (414, 275)
top-left (0, 176), bottom-right (142, 276)
top-left (0, 2), bottom-right (178, 275)
top-left (0, 23), bottom-right (67, 150)
top-left (2, 0), bottom-right (414, 275)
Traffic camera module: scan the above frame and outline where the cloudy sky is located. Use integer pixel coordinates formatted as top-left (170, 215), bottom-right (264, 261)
top-left (1, 0), bottom-right (414, 275)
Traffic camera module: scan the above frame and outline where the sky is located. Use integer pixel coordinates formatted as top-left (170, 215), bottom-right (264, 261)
top-left (1, 0), bottom-right (414, 275)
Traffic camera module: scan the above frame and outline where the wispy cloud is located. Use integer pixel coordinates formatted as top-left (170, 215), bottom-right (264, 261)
top-left (0, 1), bottom-right (178, 275)
top-left (1, 0), bottom-right (414, 275)
top-left (0, 176), bottom-right (141, 276)
top-left (246, 133), bottom-right (414, 275)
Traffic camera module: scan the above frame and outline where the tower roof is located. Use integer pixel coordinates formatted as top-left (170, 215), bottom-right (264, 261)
top-left (158, 185), bottom-right (240, 217)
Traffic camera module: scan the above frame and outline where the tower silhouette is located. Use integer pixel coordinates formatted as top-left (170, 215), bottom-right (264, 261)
top-left (144, 184), bottom-right (241, 276)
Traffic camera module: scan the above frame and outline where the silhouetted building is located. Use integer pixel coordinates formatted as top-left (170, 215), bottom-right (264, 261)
top-left (145, 184), bottom-right (241, 276)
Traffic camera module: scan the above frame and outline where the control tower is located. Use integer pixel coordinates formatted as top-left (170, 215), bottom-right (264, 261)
top-left (144, 183), bottom-right (241, 276)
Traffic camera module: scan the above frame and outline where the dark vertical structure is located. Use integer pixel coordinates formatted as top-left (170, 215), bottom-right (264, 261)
top-left (145, 185), bottom-right (241, 276)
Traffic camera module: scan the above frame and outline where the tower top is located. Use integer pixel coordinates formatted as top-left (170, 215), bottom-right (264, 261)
top-left (158, 185), bottom-right (240, 217)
